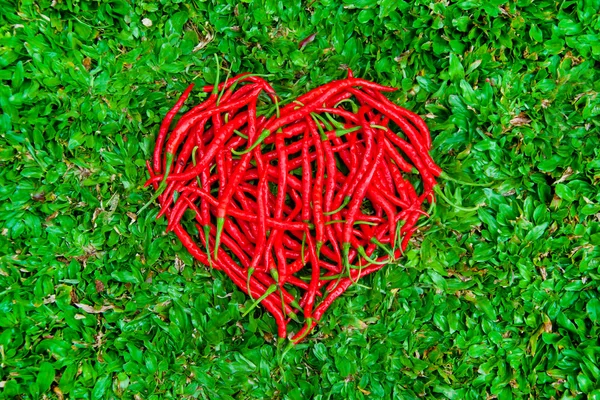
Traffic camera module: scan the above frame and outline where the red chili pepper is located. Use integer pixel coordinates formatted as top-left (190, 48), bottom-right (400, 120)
top-left (341, 123), bottom-right (385, 277)
top-left (269, 79), bottom-right (396, 133)
top-left (173, 118), bottom-right (206, 176)
top-left (365, 87), bottom-right (432, 150)
top-left (145, 111), bottom-right (252, 188)
top-left (347, 88), bottom-right (441, 177)
top-left (382, 137), bottom-right (414, 173)
top-left (279, 78), bottom-right (395, 118)
top-left (332, 106), bottom-right (375, 215)
top-left (153, 84), bottom-right (195, 174)
top-left (145, 73), bottom-right (442, 343)
top-left (214, 99), bottom-right (258, 259)
top-left (301, 131), bottom-right (312, 225)
top-left (303, 231), bottom-right (320, 319)
top-left (307, 117), bottom-right (325, 258)
top-left (195, 223), bottom-right (289, 337)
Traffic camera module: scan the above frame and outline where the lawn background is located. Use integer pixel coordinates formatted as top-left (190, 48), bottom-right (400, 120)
top-left (1, 0), bottom-right (600, 398)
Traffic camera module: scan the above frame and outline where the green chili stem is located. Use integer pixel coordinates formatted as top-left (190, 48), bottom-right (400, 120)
top-left (357, 246), bottom-right (388, 265)
top-left (242, 284), bottom-right (278, 317)
top-left (335, 126), bottom-right (361, 137)
top-left (324, 196), bottom-right (350, 216)
top-left (211, 55), bottom-right (220, 95)
top-left (434, 185), bottom-right (480, 212)
top-left (231, 129), bottom-right (270, 155)
top-left (138, 153), bottom-right (173, 215)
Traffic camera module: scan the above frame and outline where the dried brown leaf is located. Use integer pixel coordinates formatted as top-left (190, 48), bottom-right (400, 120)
top-left (75, 303), bottom-right (114, 314)
top-left (510, 113), bottom-right (531, 126)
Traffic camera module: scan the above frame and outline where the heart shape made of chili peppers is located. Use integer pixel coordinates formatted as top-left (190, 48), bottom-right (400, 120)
top-left (143, 73), bottom-right (441, 343)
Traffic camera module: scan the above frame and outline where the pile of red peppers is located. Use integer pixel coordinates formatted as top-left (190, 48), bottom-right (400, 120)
top-left (142, 70), bottom-right (441, 342)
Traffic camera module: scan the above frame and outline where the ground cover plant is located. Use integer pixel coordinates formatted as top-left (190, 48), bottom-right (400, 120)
top-left (1, 0), bottom-right (599, 399)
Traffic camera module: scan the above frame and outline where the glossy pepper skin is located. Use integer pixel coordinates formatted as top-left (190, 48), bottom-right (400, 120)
top-left (144, 72), bottom-right (440, 341)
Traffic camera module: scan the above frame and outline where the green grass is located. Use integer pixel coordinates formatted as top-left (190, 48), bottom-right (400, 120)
top-left (1, 0), bottom-right (600, 398)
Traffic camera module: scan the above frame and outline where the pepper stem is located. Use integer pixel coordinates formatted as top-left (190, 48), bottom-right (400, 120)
top-left (274, 95), bottom-right (281, 118)
top-left (211, 54), bottom-right (220, 95)
top-left (203, 224), bottom-right (212, 268)
top-left (242, 284), bottom-right (277, 317)
top-left (342, 243), bottom-right (355, 284)
top-left (290, 299), bottom-right (302, 310)
top-left (214, 217), bottom-right (225, 260)
top-left (191, 146), bottom-right (202, 188)
top-left (334, 98), bottom-right (359, 113)
top-left (392, 220), bottom-right (405, 257)
top-left (311, 112), bottom-right (333, 131)
top-left (324, 113), bottom-right (345, 130)
top-left (292, 318), bottom-right (314, 344)
top-left (433, 185), bottom-right (480, 212)
top-left (216, 70), bottom-right (231, 105)
top-left (325, 219), bottom-right (378, 226)
top-left (357, 246), bottom-right (388, 265)
top-left (370, 237), bottom-right (395, 260)
top-left (279, 286), bottom-right (287, 318)
top-left (233, 129), bottom-right (248, 139)
top-left (324, 196), bottom-right (350, 216)
top-left (335, 125), bottom-right (361, 137)
top-left (138, 152), bottom-right (174, 215)
top-left (231, 129), bottom-right (270, 155)
top-left (287, 310), bottom-right (301, 323)
top-left (246, 267), bottom-right (255, 299)
top-left (311, 113), bottom-right (328, 141)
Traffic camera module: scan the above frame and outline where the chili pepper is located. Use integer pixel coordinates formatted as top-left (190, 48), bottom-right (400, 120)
top-left (278, 78), bottom-right (395, 118)
top-left (380, 127), bottom-right (438, 191)
top-left (266, 130), bottom-right (289, 281)
top-left (364, 87), bottom-right (432, 150)
top-left (153, 84), bottom-right (195, 174)
top-left (145, 110), bottom-right (251, 189)
top-left (347, 88), bottom-right (441, 176)
top-left (301, 128), bottom-right (312, 225)
top-left (382, 137), bottom-right (414, 173)
top-left (160, 90), bottom-right (260, 178)
top-left (307, 117), bottom-right (325, 258)
top-left (341, 124), bottom-right (385, 280)
top-left (145, 73), bottom-right (443, 343)
top-left (328, 106), bottom-right (374, 219)
top-left (214, 99), bottom-right (258, 259)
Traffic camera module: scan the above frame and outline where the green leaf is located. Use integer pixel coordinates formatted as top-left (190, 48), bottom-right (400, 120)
top-left (555, 184), bottom-right (576, 202)
top-left (581, 204), bottom-right (600, 215)
top-left (558, 19), bottom-right (583, 35)
top-left (59, 363), bottom-right (78, 394)
top-left (91, 375), bottom-right (112, 400)
top-left (449, 53), bottom-right (465, 81)
top-left (36, 362), bottom-right (55, 394)
top-left (111, 269), bottom-right (142, 284)
top-left (12, 60), bottom-right (24, 89)
top-left (476, 297), bottom-right (497, 321)
top-left (313, 343), bottom-right (328, 362)
top-left (587, 299), bottom-right (600, 323)
top-left (524, 223), bottom-right (548, 242)
top-left (529, 24), bottom-right (543, 42)
top-left (577, 373), bottom-right (594, 393)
